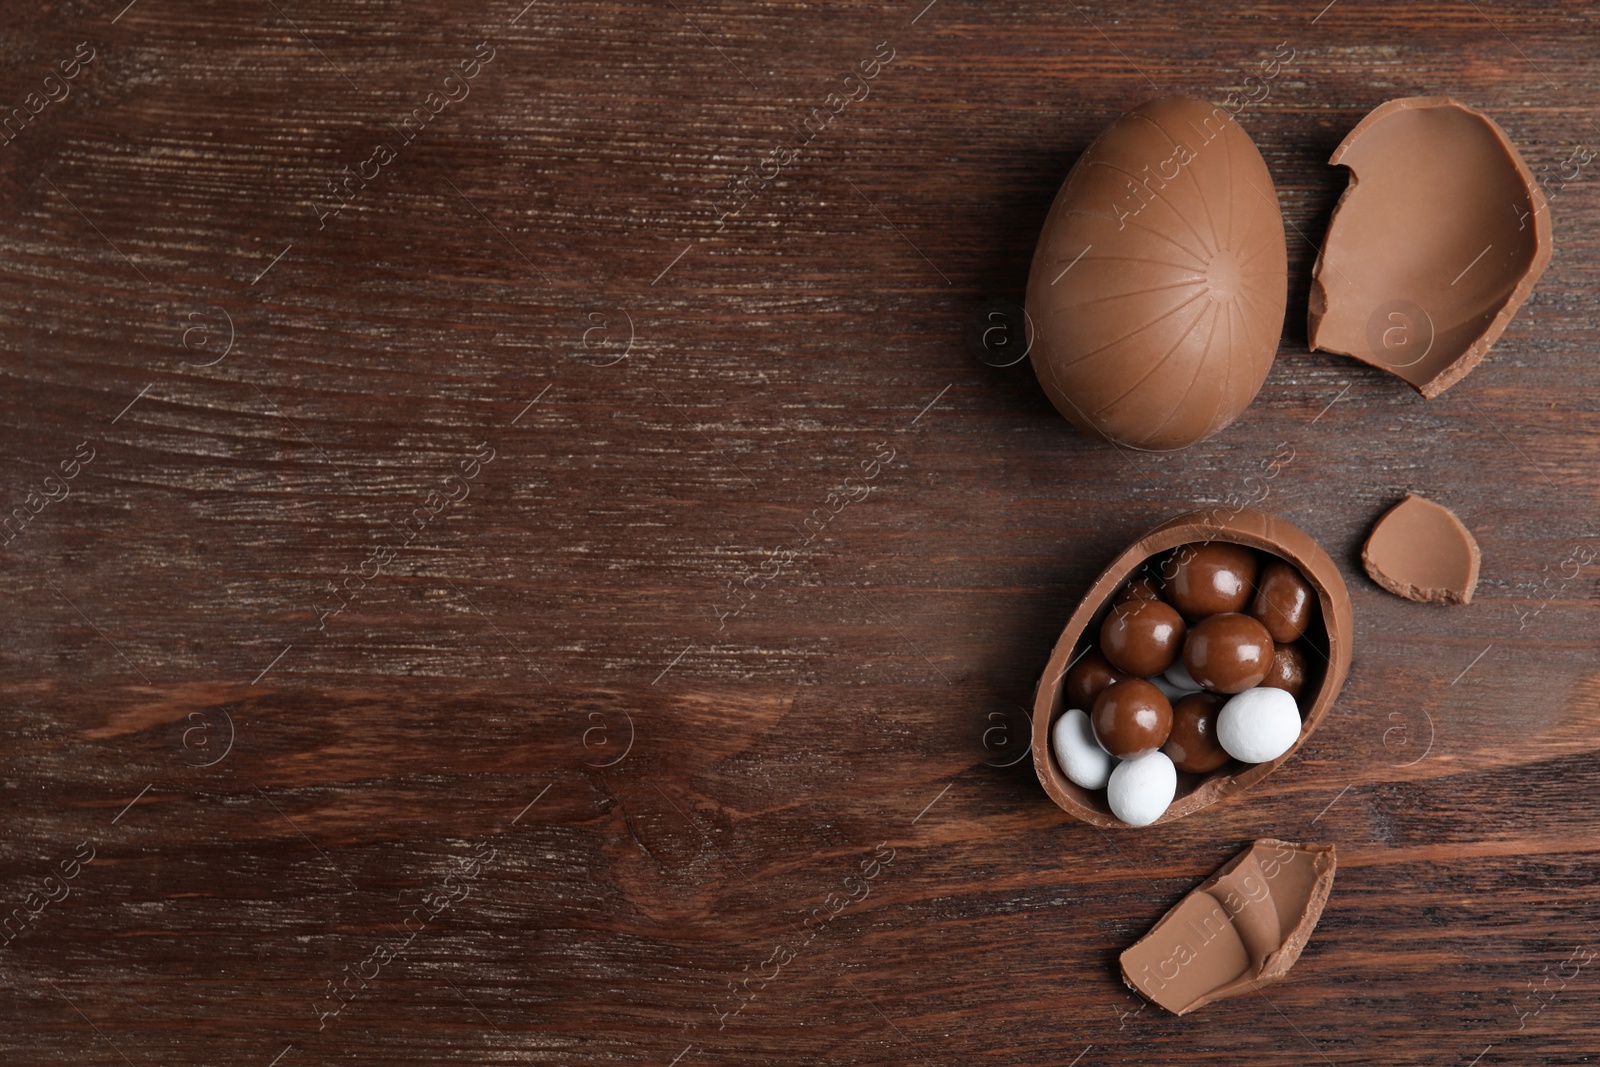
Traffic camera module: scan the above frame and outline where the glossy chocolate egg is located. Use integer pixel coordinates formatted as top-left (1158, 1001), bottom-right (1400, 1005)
top-left (1166, 542), bottom-right (1259, 617)
top-left (1183, 612), bottom-right (1274, 694)
top-left (1026, 96), bottom-right (1288, 451)
top-left (1092, 679), bottom-right (1173, 759)
top-left (1064, 648), bottom-right (1130, 711)
top-left (1100, 598), bottom-right (1186, 676)
top-left (1162, 691), bottom-right (1230, 773)
top-left (1252, 559), bottom-right (1317, 641)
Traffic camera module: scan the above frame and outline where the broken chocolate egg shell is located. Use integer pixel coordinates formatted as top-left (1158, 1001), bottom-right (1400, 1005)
top-left (1120, 838), bottom-right (1337, 1014)
top-left (1309, 96), bottom-right (1551, 398)
top-left (1032, 509), bottom-right (1353, 827)
top-left (1362, 493), bottom-right (1481, 605)
top-left (1026, 96), bottom-right (1288, 450)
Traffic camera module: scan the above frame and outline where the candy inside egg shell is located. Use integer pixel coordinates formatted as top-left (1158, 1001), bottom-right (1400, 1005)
top-left (1107, 751), bottom-right (1178, 827)
top-left (1217, 687), bottom-right (1303, 764)
top-left (1033, 509), bottom-right (1353, 828)
top-left (1163, 658), bottom-right (1203, 693)
top-left (1052, 708), bottom-right (1119, 791)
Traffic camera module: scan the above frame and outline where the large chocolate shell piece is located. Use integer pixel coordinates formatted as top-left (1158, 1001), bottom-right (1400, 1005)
top-left (1121, 838), bottom-right (1337, 1014)
top-left (1308, 96), bottom-right (1552, 397)
top-left (1032, 509), bottom-right (1353, 828)
top-left (1026, 97), bottom-right (1288, 451)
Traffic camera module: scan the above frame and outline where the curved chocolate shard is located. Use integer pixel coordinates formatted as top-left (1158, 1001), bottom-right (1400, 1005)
top-left (1120, 838), bottom-right (1336, 1015)
top-left (1362, 493), bottom-right (1481, 605)
top-left (1026, 97), bottom-right (1288, 451)
top-left (1308, 96), bottom-right (1551, 398)
top-left (1032, 508), bottom-right (1353, 828)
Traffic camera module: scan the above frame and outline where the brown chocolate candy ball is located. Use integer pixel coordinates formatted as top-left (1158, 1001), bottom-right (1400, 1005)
top-left (1116, 575), bottom-right (1164, 603)
top-left (1165, 542), bottom-right (1260, 617)
top-left (1100, 599), bottom-right (1186, 677)
top-left (1251, 560), bottom-right (1317, 642)
top-left (1183, 612), bottom-right (1274, 694)
top-left (1162, 692), bottom-right (1230, 774)
top-left (1064, 648), bottom-right (1129, 711)
top-left (1262, 641), bottom-right (1308, 700)
top-left (1091, 679), bottom-right (1173, 759)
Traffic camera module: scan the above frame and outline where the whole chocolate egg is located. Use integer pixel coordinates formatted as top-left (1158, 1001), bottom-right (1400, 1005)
top-left (1026, 97), bottom-right (1288, 450)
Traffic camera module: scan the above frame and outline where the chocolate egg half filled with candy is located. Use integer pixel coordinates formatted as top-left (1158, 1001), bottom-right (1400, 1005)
top-left (1033, 509), bottom-right (1351, 828)
top-left (1026, 97), bottom-right (1288, 450)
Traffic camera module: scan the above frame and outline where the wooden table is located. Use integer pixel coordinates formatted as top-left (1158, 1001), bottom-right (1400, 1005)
top-left (3, 1), bottom-right (1596, 1063)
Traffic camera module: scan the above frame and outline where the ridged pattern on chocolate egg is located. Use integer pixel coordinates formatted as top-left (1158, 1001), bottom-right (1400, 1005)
top-left (1026, 97), bottom-right (1288, 450)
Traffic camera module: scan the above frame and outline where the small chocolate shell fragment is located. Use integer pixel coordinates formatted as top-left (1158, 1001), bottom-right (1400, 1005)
top-left (1362, 493), bottom-right (1481, 604)
top-left (1308, 96), bottom-right (1551, 397)
top-left (1120, 838), bottom-right (1336, 1015)
top-left (1026, 97), bottom-right (1288, 450)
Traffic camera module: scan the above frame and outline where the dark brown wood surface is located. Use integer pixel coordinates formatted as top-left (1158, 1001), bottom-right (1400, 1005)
top-left (2, 1), bottom-right (1598, 1064)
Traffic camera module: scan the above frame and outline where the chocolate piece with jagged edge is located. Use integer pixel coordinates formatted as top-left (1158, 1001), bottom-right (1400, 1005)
top-left (1309, 97), bottom-right (1551, 397)
top-left (1362, 493), bottom-right (1481, 604)
top-left (1120, 838), bottom-right (1336, 1015)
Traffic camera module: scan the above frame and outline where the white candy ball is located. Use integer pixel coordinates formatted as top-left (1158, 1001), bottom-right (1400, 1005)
top-left (1145, 673), bottom-right (1194, 701)
top-left (1163, 659), bottom-right (1202, 693)
top-left (1217, 686), bottom-right (1302, 764)
top-left (1106, 750), bottom-right (1176, 827)
top-left (1052, 708), bottom-right (1118, 790)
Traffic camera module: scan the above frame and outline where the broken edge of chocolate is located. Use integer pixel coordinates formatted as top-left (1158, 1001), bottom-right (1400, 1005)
top-left (1361, 493), bottom-right (1481, 605)
top-left (1120, 838), bottom-right (1336, 1015)
top-left (1308, 96), bottom-right (1551, 398)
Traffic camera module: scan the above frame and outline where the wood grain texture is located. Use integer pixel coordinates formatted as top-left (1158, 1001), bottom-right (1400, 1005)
top-left (1, 1), bottom-right (1598, 1064)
